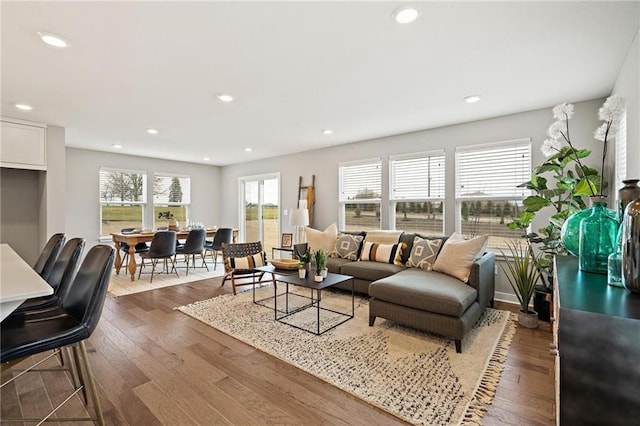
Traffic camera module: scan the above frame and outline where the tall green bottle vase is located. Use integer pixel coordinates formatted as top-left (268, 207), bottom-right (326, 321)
top-left (579, 196), bottom-right (620, 274)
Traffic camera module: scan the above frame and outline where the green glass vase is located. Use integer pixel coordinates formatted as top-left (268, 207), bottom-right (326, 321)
top-left (579, 196), bottom-right (620, 274)
top-left (562, 202), bottom-right (618, 257)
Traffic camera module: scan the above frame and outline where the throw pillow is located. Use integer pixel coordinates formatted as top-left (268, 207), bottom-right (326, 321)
top-left (331, 233), bottom-right (364, 260)
top-left (360, 241), bottom-right (403, 266)
top-left (363, 230), bottom-right (403, 245)
top-left (432, 234), bottom-right (489, 282)
top-left (305, 223), bottom-right (338, 253)
top-left (225, 252), bottom-right (266, 271)
top-left (407, 236), bottom-right (444, 270)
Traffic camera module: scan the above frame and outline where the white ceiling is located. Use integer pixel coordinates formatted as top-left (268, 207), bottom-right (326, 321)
top-left (2, 1), bottom-right (639, 166)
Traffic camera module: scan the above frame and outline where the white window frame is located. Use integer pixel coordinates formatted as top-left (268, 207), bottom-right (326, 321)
top-left (338, 158), bottom-right (382, 231)
top-left (455, 138), bottom-right (532, 248)
top-left (99, 167), bottom-right (147, 238)
top-left (152, 173), bottom-right (191, 227)
top-left (389, 150), bottom-right (446, 234)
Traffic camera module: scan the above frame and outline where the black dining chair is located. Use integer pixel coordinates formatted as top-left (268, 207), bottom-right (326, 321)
top-left (203, 228), bottom-right (233, 270)
top-left (175, 228), bottom-right (208, 275)
top-left (119, 228), bottom-right (150, 267)
top-left (1, 244), bottom-right (115, 426)
top-left (14, 237), bottom-right (85, 314)
top-left (33, 233), bottom-right (66, 281)
top-left (137, 231), bottom-right (178, 282)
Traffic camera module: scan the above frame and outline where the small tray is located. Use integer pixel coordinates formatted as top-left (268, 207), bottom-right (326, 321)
top-left (270, 258), bottom-right (300, 270)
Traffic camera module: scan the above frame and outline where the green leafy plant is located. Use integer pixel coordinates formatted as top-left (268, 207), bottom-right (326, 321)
top-left (499, 240), bottom-right (542, 314)
top-left (313, 249), bottom-right (327, 275)
top-left (296, 247), bottom-right (312, 269)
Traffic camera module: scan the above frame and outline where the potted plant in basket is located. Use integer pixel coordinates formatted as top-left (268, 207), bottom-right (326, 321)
top-left (296, 247), bottom-right (312, 279)
top-left (499, 240), bottom-right (542, 329)
top-left (313, 249), bottom-right (327, 282)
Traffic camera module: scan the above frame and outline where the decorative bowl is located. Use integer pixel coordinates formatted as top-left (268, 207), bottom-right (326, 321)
top-left (270, 258), bottom-right (299, 270)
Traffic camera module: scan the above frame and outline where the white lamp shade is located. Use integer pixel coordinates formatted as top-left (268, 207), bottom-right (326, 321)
top-left (290, 208), bottom-right (310, 227)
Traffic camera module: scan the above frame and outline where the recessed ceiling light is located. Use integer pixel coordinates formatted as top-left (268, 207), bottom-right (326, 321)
top-left (393, 7), bottom-right (420, 24)
top-left (15, 104), bottom-right (33, 111)
top-left (217, 94), bottom-right (234, 102)
top-left (112, 144), bottom-right (123, 149)
top-left (146, 128), bottom-right (159, 135)
top-left (464, 95), bottom-right (481, 104)
top-left (37, 32), bottom-right (69, 48)
top-left (203, 157), bottom-right (210, 161)
top-left (244, 147), bottom-right (252, 152)
top-left (322, 129), bottom-right (333, 135)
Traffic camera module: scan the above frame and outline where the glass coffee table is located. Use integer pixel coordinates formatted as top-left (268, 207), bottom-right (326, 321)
top-left (255, 265), bottom-right (354, 335)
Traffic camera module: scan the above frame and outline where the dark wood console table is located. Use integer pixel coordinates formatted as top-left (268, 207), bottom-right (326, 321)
top-left (554, 255), bottom-right (640, 425)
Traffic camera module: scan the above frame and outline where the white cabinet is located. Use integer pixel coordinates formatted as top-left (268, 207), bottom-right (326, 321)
top-left (1, 118), bottom-right (47, 170)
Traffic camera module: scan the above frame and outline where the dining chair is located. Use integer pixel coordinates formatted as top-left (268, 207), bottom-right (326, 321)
top-left (33, 233), bottom-right (66, 281)
top-left (175, 228), bottom-right (207, 275)
top-left (203, 227), bottom-right (233, 270)
top-left (221, 241), bottom-right (270, 295)
top-left (14, 237), bottom-right (85, 313)
top-left (119, 228), bottom-right (150, 267)
top-left (137, 231), bottom-right (178, 282)
top-left (1, 244), bottom-right (115, 426)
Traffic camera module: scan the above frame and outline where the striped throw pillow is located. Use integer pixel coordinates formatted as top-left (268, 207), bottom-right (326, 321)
top-left (226, 253), bottom-right (266, 271)
top-left (359, 242), bottom-right (403, 266)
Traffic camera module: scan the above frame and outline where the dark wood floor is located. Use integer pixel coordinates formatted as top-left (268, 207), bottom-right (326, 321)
top-left (1, 277), bottom-right (556, 425)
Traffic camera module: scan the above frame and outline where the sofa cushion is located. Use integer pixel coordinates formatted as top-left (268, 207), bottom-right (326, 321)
top-left (407, 236), bottom-right (444, 270)
top-left (331, 233), bottom-right (364, 260)
top-left (432, 233), bottom-right (488, 283)
top-left (363, 230), bottom-right (402, 244)
top-left (326, 256), bottom-right (352, 274)
top-left (359, 242), bottom-right (403, 265)
top-left (369, 268), bottom-right (477, 317)
top-left (340, 260), bottom-right (404, 282)
top-left (305, 223), bottom-right (338, 253)
top-left (399, 233), bottom-right (448, 265)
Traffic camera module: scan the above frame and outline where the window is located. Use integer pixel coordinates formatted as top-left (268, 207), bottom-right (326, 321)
top-left (614, 110), bottom-right (627, 206)
top-left (153, 174), bottom-right (191, 227)
top-left (455, 139), bottom-right (531, 248)
top-left (339, 158), bottom-right (381, 231)
top-left (390, 151), bottom-right (445, 235)
top-left (99, 168), bottom-right (147, 236)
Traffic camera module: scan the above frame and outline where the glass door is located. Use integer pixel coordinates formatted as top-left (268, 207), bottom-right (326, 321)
top-left (240, 174), bottom-right (280, 255)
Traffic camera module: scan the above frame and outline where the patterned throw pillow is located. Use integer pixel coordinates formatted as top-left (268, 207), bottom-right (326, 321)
top-left (225, 252), bottom-right (266, 272)
top-left (331, 234), bottom-right (364, 260)
top-left (407, 237), bottom-right (443, 270)
top-left (360, 242), bottom-right (403, 266)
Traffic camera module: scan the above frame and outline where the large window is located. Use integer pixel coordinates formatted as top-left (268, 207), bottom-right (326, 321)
top-left (99, 168), bottom-right (147, 236)
top-left (153, 174), bottom-right (191, 228)
top-left (339, 158), bottom-right (381, 231)
top-left (455, 139), bottom-right (531, 248)
top-left (390, 151), bottom-right (445, 235)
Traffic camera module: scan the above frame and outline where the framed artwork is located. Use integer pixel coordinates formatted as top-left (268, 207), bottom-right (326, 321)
top-left (281, 233), bottom-right (293, 248)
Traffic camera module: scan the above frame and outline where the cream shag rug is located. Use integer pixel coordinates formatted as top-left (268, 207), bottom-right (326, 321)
top-left (177, 287), bottom-right (515, 425)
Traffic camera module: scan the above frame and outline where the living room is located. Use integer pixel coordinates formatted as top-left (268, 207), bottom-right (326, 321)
top-left (2, 1), bottom-right (639, 425)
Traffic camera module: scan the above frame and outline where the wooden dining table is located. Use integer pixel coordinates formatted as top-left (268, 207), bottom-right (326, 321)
top-left (0, 244), bottom-right (53, 321)
top-left (111, 228), bottom-right (238, 281)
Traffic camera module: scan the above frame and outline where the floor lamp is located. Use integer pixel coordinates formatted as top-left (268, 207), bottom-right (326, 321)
top-left (290, 208), bottom-right (309, 244)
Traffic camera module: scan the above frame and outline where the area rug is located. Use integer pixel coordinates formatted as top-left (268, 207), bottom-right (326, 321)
top-left (108, 264), bottom-right (224, 297)
top-left (177, 287), bottom-right (515, 425)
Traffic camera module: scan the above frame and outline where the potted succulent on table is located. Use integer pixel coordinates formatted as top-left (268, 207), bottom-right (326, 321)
top-left (313, 249), bottom-right (327, 282)
top-left (296, 247), bottom-right (312, 279)
top-left (499, 240), bottom-right (542, 329)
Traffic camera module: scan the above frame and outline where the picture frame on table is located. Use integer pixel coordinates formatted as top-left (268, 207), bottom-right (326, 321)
top-left (281, 233), bottom-right (293, 248)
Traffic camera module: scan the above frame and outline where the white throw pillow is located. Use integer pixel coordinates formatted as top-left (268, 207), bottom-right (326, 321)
top-left (305, 223), bottom-right (338, 253)
top-left (432, 233), bottom-right (488, 282)
top-left (363, 230), bottom-right (403, 245)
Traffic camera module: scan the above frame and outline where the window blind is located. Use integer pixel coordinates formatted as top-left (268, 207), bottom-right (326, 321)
top-left (339, 159), bottom-right (381, 202)
top-left (390, 151), bottom-right (445, 200)
top-left (99, 168), bottom-right (146, 203)
top-left (153, 174), bottom-right (191, 204)
top-left (455, 140), bottom-right (531, 199)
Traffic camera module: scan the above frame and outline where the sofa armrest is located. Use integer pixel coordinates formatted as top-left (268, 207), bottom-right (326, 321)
top-left (468, 252), bottom-right (495, 308)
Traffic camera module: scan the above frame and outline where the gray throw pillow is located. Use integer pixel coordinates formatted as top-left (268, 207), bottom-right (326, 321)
top-left (407, 236), bottom-right (443, 270)
top-left (331, 234), bottom-right (364, 260)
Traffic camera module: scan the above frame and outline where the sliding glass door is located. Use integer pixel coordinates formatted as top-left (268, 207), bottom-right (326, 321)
top-left (240, 174), bottom-right (280, 254)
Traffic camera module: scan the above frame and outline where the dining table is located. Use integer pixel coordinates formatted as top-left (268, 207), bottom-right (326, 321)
top-left (111, 228), bottom-right (238, 281)
top-left (0, 244), bottom-right (53, 321)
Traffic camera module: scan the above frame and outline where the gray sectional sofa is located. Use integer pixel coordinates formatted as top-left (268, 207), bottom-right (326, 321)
top-left (303, 231), bottom-right (496, 353)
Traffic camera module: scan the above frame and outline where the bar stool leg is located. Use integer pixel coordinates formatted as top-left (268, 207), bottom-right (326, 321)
top-left (78, 341), bottom-right (105, 426)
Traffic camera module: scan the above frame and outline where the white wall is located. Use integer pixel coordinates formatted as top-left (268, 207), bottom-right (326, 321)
top-left (613, 28), bottom-right (640, 180)
top-left (65, 148), bottom-right (222, 249)
top-left (220, 99), bottom-right (605, 302)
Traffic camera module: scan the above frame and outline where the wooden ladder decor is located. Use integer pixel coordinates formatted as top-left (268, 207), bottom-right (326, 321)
top-left (298, 175), bottom-right (316, 227)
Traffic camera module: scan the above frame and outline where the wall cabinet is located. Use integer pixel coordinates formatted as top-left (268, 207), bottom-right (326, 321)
top-left (1, 118), bottom-right (46, 170)
top-left (554, 255), bottom-right (640, 425)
